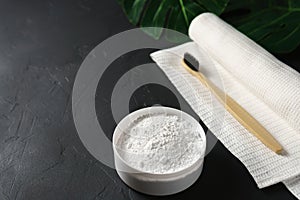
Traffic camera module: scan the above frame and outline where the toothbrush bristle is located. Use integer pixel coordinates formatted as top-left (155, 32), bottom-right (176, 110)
top-left (183, 53), bottom-right (199, 72)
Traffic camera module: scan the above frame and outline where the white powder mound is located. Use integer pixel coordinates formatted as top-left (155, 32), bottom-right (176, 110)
top-left (116, 113), bottom-right (204, 174)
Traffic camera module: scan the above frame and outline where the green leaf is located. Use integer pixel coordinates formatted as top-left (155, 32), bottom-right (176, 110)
top-left (224, 0), bottom-right (300, 53)
top-left (118, 0), bottom-right (300, 53)
top-left (117, 0), bottom-right (229, 40)
top-left (197, 0), bottom-right (229, 15)
top-left (117, 0), bottom-right (148, 24)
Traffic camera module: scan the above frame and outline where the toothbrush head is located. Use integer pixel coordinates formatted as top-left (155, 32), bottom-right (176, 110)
top-left (183, 53), bottom-right (199, 72)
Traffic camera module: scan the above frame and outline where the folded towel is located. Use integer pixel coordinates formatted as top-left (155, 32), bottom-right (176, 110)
top-left (151, 13), bottom-right (300, 199)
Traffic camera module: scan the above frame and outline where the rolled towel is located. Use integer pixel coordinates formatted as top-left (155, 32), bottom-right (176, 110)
top-left (189, 13), bottom-right (300, 133)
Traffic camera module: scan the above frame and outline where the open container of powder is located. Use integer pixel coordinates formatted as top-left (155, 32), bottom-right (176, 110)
top-left (113, 106), bottom-right (206, 195)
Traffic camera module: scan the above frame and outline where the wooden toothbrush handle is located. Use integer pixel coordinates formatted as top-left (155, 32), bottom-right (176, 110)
top-left (181, 60), bottom-right (283, 154)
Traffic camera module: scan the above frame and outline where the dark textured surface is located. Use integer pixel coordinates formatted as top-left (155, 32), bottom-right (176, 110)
top-left (0, 0), bottom-right (299, 199)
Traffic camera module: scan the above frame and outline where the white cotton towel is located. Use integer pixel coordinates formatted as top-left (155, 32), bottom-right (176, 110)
top-left (150, 13), bottom-right (300, 199)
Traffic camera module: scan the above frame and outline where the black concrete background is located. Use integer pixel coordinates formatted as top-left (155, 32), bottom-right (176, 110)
top-left (0, 0), bottom-right (299, 199)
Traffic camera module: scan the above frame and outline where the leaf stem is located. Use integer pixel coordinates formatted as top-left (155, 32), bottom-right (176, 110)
top-left (178, 0), bottom-right (189, 26)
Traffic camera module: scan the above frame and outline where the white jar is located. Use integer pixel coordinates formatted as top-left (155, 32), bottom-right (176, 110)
top-left (112, 106), bottom-right (206, 195)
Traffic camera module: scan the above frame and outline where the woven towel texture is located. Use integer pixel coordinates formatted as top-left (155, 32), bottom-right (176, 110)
top-left (189, 13), bottom-right (300, 133)
top-left (151, 13), bottom-right (300, 199)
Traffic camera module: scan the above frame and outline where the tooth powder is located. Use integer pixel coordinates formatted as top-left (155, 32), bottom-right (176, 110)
top-left (116, 113), bottom-right (204, 174)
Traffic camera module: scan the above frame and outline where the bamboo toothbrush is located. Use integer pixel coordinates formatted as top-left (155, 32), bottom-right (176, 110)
top-left (182, 53), bottom-right (283, 154)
